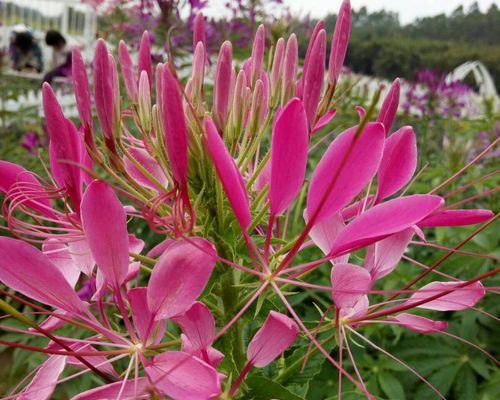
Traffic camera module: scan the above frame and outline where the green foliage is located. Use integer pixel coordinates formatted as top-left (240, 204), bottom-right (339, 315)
top-left (318, 3), bottom-right (500, 89)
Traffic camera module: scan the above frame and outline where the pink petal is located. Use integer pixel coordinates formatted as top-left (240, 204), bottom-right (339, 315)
top-left (35, 310), bottom-right (68, 332)
top-left (365, 228), bottom-right (415, 281)
top-left (123, 147), bottom-right (168, 191)
top-left (71, 47), bottom-right (93, 130)
top-left (253, 160), bottom-right (271, 192)
top-left (47, 340), bottom-right (117, 377)
top-left (311, 109), bottom-right (337, 135)
top-left (172, 301), bottom-right (215, 350)
top-left (181, 335), bottom-right (224, 368)
top-left (43, 83), bottom-right (83, 212)
top-left (204, 117), bottom-right (251, 230)
top-left (340, 196), bottom-right (374, 220)
top-left (328, 0), bottom-right (351, 86)
top-left (92, 39), bottom-right (114, 144)
top-left (376, 78), bottom-right (400, 134)
top-left (388, 313), bottom-right (448, 334)
top-left (18, 356), bottom-right (66, 400)
top-left (376, 126), bottom-right (417, 201)
top-left (305, 210), bottom-right (348, 264)
top-left (147, 238), bottom-right (176, 258)
top-left (418, 209), bottom-right (494, 227)
top-left (118, 40), bottom-right (137, 102)
top-left (160, 64), bottom-right (188, 186)
top-left (42, 239), bottom-right (80, 287)
top-left (128, 287), bottom-right (164, 344)
top-left (355, 105), bottom-right (366, 119)
top-left (146, 351), bottom-right (222, 400)
top-left (0, 160), bottom-right (53, 216)
top-left (340, 294), bottom-right (369, 319)
top-left (147, 238), bottom-right (217, 320)
top-left (0, 237), bottom-right (87, 315)
top-left (138, 31), bottom-right (152, 88)
top-left (330, 195), bottom-right (443, 256)
top-left (302, 29), bottom-right (326, 129)
top-left (269, 98), bottom-right (309, 216)
top-left (331, 263), bottom-right (371, 310)
top-left (71, 379), bottom-right (150, 400)
top-left (68, 239), bottom-right (95, 276)
top-left (81, 180), bottom-right (129, 287)
top-left (406, 281), bottom-right (485, 311)
top-left (307, 122), bottom-right (385, 225)
top-left (247, 311), bottom-right (299, 367)
top-left (213, 41), bottom-right (233, 129)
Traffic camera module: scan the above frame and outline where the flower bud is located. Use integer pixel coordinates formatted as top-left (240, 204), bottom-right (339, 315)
top-left (138, 31), bottom-right (152, 89)
top-left (250, 24), bottom-right (265, 86)
top-left (270, 37), bottom-right (285, 101)
top-left (214, 41), bottom-right (233, 130)
top-left (193, 12), bottom-right (206, 50)
top-left (138, 71), bottom-right (152, 133)
top-left (281, 34), bottom-right (298, 105)
top-left (118, 40), bottom-right (137, 102)
top-left (328, 0), bottom-right (351, 86)
top-left (302, 29), bottom-right (326, 129)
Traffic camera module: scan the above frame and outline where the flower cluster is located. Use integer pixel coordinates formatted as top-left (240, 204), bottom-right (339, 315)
top-left (0, 1), bottom-right (497, 399)
top-left (402, 68), bottom-right (475, 119)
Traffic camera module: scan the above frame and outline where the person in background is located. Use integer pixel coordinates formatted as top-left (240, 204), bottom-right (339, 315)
top-left (43, 30), bottom-right (73, 83)
top-left (9, 28), bottom-right (43, 73)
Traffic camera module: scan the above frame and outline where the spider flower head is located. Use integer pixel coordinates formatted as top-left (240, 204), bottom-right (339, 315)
top-left (0, 0), bottom-right (496, 398)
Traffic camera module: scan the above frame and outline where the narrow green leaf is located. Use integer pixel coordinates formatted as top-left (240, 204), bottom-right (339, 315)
top-left (378, 371), bottom-right (406, 400)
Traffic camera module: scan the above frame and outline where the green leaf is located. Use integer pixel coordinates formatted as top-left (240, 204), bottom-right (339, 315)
top-left (453, 365), bottom-right (477, 400)
top-left (469, 356), bottom-right (491, 379)
top-left (378, 371), bottom-right (406, 400)
top-left (414, 362), bottom-right (461, 400)
top-left (246, 376), bottom-right (305, 400)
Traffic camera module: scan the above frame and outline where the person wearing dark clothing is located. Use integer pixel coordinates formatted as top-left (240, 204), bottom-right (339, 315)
top-left (10, 31), bottom-right (43, 73)
top-left (43, 30), bottom-right (73, 83)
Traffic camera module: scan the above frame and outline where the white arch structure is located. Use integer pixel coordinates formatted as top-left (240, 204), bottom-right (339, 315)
top-left (446, 61), bottom-right (499, 112)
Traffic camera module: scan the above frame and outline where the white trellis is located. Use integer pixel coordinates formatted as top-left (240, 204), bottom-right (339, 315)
top-left (446, 61), bottom-right (499, 112)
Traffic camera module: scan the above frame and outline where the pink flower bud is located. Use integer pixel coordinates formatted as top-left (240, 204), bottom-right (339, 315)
top-left (249, 79), bottom-right (264, 129)
top-left (159, 64), bottom-right (188, 187)
top-left (302, 29), bottom-right (326, 129)
top-left (118, 40), bottom-right (137, 102)
top-left (191, 41), bottom-right (206, 97)
top-left (231, 69), bottom-right (247, 128)
top-left (302, 20), bottom-right (325, 90)
top-left (376, 78), bottom-right (400, 134)
top-left (92, 39), bottom-right (114, 147)
top-left (281, 34), bottom-right (298, 104)
top-left (138, 31), bottom-right (152, 89)
top-left (250, 24), bottom-right (265, 85)
top-left (193, 12), bottom-right (206, 50)
top-left (328, 0), bottom-right (351, 86)
top-left (108, 54), bottom-right (120, 123)
top-left (270, 37), bottom-right (285, 98)
top-left (247, 311), bottom-right (299, 367)
top-left (214, 41), bottom-right (233, 129)
top-left (138, 71), bottom-right (151, 132)
top-left (71, 48), bottom-right (92, 131)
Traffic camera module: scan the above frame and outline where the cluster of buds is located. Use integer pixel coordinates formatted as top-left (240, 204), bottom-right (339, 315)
top-left (0, 1), bottom-right (497, 399)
